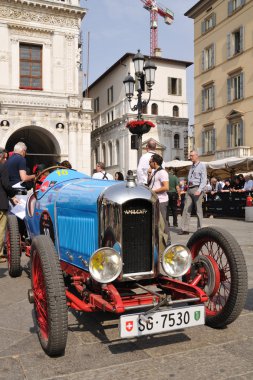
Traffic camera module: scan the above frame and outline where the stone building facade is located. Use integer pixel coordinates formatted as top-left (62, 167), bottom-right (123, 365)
top-left (186, 0), bottom-right (253, 160)
top-left (0, 0), bottom-right (92, 173)
top-left (87, 53), bottom-right (191, 176)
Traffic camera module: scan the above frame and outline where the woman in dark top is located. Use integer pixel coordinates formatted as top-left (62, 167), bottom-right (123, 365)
top-left (115, 172), bottom-right (124, 181)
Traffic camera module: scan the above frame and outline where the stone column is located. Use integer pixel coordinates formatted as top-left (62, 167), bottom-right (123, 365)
top-left (68, 123), bottom-right (77, 168)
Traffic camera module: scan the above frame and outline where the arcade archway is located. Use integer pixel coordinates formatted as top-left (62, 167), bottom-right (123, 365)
top-left (5, 126), bottom-right (61, 172)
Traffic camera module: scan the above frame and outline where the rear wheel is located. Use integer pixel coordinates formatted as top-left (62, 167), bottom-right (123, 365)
top-left (31, 235), bottom-right (68, 356)
top-left (187, 227), bottom-right (248, 328)
top-left (6, 215), bottom-right (22, 277)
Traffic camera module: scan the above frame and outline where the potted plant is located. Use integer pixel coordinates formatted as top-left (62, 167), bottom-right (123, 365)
top-left (126, 120), bottom-right (155, 135)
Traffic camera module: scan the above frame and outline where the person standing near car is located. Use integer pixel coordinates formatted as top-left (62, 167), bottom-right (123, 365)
top-left (92, 162), bottom-right (113, 180)
top-left (7, 142), bottom-right (35, 187)
top-left (167, 167), bottom-right (180, 227)
top-left (137, 138), bottom-right (157, 185)
top-left (0, 148), bottom-right (19, 262)
top-left (148, 154), bottom-right (171, 246)
top-left (178, 150), bottom-right (207, 235)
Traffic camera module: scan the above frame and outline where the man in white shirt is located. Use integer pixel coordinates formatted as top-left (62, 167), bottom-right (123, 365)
top-left (148, 154), bottom-right (171, 246)
top-left (243, 175), bottom-right (253, 191)
top-left (92, 162), bottom-right (113, 180)
top-left (137, 139), bottom-right (157, 185)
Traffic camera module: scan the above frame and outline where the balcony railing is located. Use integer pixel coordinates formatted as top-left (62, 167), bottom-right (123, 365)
top-left (215, 146), bottom-right (252, 159)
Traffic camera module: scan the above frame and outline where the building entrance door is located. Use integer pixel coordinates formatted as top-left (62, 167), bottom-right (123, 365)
top-left (5, 126), bottom-right (61, 172)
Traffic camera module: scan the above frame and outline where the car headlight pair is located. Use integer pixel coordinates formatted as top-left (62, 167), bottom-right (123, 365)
top-left (89, 244), bottom-right (192, 284)
top-left (161, 244), bottom-right (192, 278)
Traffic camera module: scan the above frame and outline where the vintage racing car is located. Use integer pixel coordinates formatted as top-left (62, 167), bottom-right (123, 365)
top-left (5, 166), bottom-right (248, 356)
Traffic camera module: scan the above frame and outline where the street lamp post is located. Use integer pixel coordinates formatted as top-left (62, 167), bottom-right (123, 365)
top-left (123, 50), bottom-right (157, 163)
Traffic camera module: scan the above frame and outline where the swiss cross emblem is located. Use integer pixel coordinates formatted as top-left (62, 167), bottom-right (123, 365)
top-left (125, 320), bottom-right (134, 332)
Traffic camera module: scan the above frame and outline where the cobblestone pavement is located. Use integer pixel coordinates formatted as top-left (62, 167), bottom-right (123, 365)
top-left (0, 216), bottom-right (252, 380)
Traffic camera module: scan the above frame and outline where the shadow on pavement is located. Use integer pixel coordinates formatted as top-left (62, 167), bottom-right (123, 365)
top-left (244, 288), bottom-right (253, 311)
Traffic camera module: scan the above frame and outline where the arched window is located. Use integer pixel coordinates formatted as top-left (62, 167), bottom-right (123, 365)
top-left (116, 140), bottom-right (120, 165)
top-left (142, 103), bottom-right (147, 114)
top-left (151, 103), bottom-right (158, 115)
top-left (173, 105), bottom-right (179, 117)
top-left (174, 134), bottom-right (180, 149)
top-left (108, 141), bottom-right (113, 166)
top-left (102, 143), bottom-right (106, 164)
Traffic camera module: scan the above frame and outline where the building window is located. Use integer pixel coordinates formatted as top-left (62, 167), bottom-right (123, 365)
top-left (228, 0), bottom-right (245, 16)
top-left (135, 74), bottom-right (146, 92)
top-left (201, 13), bottom-right (216, 34)
top-left (20, 43), bottom-right (42, 90)
top-left (174, 134), bottom-right (180, 149)
top-left (227, 72), bottom-right (243, 102)
top-left (168, 77), bottom-right (182, 96)
top-left (107, 86), bottom-right (113, 105)
top-left (202, 127), bottom-right (216, 154)
top-left (142, 103), bottom-right (148, 114)
top-left (227, 27), bottom-right (244, 58)
top-left (151, 103), bottom-right (158, 115)
top-left (102, 143), bottom-right (106, 164)
top-left (202, 44), bottom-right (215, 71)
top-left (173, 105), bottom-right (179, 117)
top-left (108, 141), bottom-right (113, 166)
top-left (116, 140), bottom-right (120, 164)
top-left (227, 120), bottom-right (243, 147)
top-left (201, 84), bottom-right (215, 112)
top-left (94, 97), bottom-right (99, 113)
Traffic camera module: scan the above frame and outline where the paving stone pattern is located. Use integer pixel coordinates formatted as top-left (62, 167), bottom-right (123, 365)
top-left (0, 216), bottom-right (252, 380)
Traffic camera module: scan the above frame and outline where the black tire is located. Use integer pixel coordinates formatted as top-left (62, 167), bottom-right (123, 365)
top-left (31, 235), bottom-right (68, 356)
top-left (6, 215), bottom-right (22, 277)
top-left (187, 227), bottom-right (248, 328)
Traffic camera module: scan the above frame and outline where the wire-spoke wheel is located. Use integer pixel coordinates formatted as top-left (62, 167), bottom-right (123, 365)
top-left (31, 235), bottom-right (68, 356)
top-left (6, 215), bottom-right (22, 277)
top-left (187, 227), bottom-right (248, 328)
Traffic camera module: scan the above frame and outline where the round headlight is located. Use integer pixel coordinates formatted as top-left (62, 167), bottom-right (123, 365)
top-left (89, 248), bottom-right (122, 283)
top-left (161, 244), bottom-right (192, 278)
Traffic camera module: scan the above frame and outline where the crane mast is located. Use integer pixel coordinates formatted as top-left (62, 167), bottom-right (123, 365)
top-left (140, 0), bottom-right (174, 57)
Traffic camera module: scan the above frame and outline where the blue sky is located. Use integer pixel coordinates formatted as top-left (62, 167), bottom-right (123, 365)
top-left (81, 0), bottom-right (197, 124)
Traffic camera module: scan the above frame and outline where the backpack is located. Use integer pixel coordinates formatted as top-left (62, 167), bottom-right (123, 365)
top-left (102, 172), bottom-right (108, 180)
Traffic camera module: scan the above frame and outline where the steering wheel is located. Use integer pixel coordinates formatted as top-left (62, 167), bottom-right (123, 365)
top-left (33, 165), bottom-right (68, 199)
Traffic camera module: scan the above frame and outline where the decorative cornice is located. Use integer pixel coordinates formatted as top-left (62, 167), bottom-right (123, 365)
top-left (0, 3), bottom-right (82, 28)
top-left (2, 0), bottom-right (86, 17)
top-left (8, 23), bottom-right (54, 35)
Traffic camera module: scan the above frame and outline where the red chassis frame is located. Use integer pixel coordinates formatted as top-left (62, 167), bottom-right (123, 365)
top-left (61, 262), bottom-right (208, 314)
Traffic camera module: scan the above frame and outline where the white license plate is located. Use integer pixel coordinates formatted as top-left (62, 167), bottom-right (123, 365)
top-left (119, 304), bottom-right (205, 338)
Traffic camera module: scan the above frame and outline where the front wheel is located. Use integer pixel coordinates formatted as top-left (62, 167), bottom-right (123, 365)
top-left (31, 235), bottom-right (68, 356)
top-left (187, 227), bottom-right (248, 328)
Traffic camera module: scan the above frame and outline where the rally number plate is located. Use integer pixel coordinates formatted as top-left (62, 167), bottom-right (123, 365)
top-left (119, 304), bottom-right (205, 338)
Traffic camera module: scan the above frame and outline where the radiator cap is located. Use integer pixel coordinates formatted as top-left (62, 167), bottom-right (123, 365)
top-left (126, 174), bottom-right (137, 188)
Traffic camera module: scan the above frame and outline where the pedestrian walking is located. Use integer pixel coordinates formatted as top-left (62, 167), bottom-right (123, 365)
top-left (178, 150), bottom-right (207, 235)
top-left (148, 154), bottom-right (171, 246)
top-left (0, 148), bottom-right (19, 262)
top-left (167, 168), bottom-right (180, 227)
top-left (137, 138), bottom-right (157, 185)
top-left (92, 162), bottom-right (113, 180)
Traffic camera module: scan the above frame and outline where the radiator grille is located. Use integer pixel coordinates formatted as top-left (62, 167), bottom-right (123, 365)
top-left (122, 199), bottom-right (152, 274)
